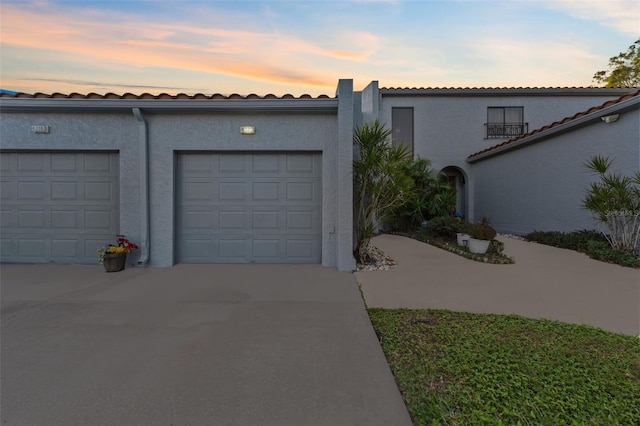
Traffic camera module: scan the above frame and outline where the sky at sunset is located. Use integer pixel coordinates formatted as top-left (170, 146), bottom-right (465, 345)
top-left (1, 0), bottom-right (638, 96)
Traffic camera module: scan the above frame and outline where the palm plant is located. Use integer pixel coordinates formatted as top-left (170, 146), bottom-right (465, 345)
top-left (389, 158), bottom-right (457, 229)
top-left (353, 120), bottom-right (414, 262)
top-left (583, 155), bottom-right (640, 254)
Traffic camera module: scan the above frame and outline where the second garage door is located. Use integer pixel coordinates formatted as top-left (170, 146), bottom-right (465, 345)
top-left (0, 152), bottom-right (120, 264)
top-left (176, 152), bottom-right (322, 263)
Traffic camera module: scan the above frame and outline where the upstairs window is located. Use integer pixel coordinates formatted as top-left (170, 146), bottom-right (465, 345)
top-left (392, 107), bottom-right (414, 156)
top-left (485, 107), bottom-right (527, 139)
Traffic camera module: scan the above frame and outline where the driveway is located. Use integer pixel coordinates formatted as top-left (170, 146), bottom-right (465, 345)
top-left (1, 264), bottom-right (411, 426)
top-left (357, 234), bottom-right (640, 336)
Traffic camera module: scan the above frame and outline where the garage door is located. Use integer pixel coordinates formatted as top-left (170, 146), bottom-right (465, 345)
top-left (0, 152), bottom-right (119, 264)
top-left (176, 152), bottom-right (322, 263)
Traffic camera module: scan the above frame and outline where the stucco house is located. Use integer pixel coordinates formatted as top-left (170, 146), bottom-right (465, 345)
top-left (467, 89), bottom-right (640, 235)
top-left (1, 79), bottom-right (638, 269)
top-left (0, 80), bottom-right (356, 270)
top-left (357, 82), bottom-right (636, 220)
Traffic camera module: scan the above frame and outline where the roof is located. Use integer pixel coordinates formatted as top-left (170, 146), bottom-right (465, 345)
top-left (0, 91), bottom-right (332, 100)
top-left (380, 86), bottom-right (636, 97)
top-left (467, 89), bottom-right (640, 162)
top-left (0, 91), bottom-right (337, 113)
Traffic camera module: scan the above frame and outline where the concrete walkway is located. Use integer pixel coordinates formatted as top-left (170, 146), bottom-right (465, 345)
top-left (1, 264), bottom-right (411, 426)
top-left (356, 234), bottom-right (640, 336)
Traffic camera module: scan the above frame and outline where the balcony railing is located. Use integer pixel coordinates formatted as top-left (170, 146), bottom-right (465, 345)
top-left (485, 122), bottom-right (528, 139)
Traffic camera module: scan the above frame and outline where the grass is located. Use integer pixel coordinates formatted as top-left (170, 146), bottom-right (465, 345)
top-left (368, 309), bottom-right (640, 425)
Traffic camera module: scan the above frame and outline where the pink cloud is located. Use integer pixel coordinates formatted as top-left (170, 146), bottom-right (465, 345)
top-left (0, 3), bottom-right (374, 92)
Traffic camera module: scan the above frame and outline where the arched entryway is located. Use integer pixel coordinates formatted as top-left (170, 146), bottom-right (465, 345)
top-left (440, 166), bottom-right (468, 219)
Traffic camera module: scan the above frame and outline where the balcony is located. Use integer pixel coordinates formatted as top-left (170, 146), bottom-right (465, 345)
top-left (485, 122), bottom-right (528, 139)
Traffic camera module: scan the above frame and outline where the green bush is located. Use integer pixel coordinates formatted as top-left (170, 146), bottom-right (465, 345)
top-left (525, 230), bottom-right (640, 268)
top-left (426, 216), bottom-right (469, 238)
top-left (525, 230), bottom-right (606, 251)
top-left (468, 223), bottom-right (497, 241)
top-left (586, 240), bottom-right (640, 267)
top-left (389, 157), bottom-right (457, 230)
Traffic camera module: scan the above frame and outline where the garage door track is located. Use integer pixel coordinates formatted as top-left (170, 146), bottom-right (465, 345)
top-left (1, 264), bottom-right (411, 426)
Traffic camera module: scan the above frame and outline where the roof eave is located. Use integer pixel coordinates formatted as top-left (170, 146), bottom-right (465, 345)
top-left (467, 96), bottom-right (640, 163)
top-left (380, 87), bottom-right (637, 97)
top-left (0, 98), bottom-right (339, 113)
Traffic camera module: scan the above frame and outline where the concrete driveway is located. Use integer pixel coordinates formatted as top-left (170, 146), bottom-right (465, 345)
top-left (1, 264), bottom-right (411, 426)
top-left (357, 234), bottom-right (640, 336)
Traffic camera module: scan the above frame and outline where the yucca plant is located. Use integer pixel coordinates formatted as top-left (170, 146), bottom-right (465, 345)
top-left (583, 155), bottom-right (640, 254)
top-left (353, 120), bottom-right (414, 262)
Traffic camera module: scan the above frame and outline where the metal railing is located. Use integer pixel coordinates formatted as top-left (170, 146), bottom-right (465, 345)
top-left (485, 123), bottom-right (528, 139)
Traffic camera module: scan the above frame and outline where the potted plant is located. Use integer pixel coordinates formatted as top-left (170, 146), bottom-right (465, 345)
top-left (455, 219), bottom-right (471, 246)
top-left (467, 220), bottom-right (496, 254)
top-left (98, 235), bottom-right (139, 272)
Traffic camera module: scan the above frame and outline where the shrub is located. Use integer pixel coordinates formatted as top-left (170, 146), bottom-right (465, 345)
top-left (586, 240), bottom-right (640, 268)
top-left (426, 216), bottom-right (469, 238)
top-left (525, 229), bottom-right (606, 252)
top-left (389, 157), bottom-right (457, 230)
top-left (468, 222), bottom-right (496, 241)
top-left (583, 155), bottom-right (640, 254)
top-left (525, 230), bottom-right (640, 268)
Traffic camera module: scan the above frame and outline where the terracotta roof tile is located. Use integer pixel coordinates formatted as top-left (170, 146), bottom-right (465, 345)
top-left (467, 89), bottom-right (640, 160)
top-left (0, 91), bottom-right (334, 100)
top-left (381, 86), bottom-right (637, 90)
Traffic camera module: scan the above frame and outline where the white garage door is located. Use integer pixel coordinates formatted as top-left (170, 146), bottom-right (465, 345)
top-left (0, 152), bottom-right (119, 264)
top-left (176, 152), bottom-right (322, 263)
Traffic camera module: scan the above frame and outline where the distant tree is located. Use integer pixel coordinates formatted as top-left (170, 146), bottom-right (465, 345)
top-left (592, 39), bottom-right (640, 87)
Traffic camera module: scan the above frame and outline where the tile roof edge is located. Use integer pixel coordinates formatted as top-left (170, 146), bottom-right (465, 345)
top-left (466, 89), bottom-right (640, 162)
top-left (380, 86), bottom-right (639, 91)
top-left (0, 92), bottom-right (334, 100)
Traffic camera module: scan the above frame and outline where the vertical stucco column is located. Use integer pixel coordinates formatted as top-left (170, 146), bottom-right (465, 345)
top-left (361, 80), bottom-right (380, 124)
top-left (336, 79), bottom-right (357, 271)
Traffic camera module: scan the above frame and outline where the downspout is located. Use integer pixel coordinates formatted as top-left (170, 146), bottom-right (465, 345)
top-left (132, 108), bottom-right (150, 265)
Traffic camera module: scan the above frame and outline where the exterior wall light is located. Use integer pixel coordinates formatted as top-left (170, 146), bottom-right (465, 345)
top-left (600, 114), bottom-right (620, 123)
top-left (240, 126), bottom-right (256, 135)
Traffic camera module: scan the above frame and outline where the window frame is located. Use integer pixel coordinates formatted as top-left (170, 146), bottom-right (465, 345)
top-left (391, 107), bottom-right (414, 157)
top-left (485, 106), bottom-right (527, 139)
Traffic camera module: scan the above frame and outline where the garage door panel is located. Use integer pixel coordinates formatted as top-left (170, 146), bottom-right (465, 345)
top-left (52, 239), bottom-right (79, 258)
top-left (18, 154), bottom-right (45, 172)
top-left (286, 154), bottom-right (314, 173)
top-left (218, 239), bottom-right (246, 260)
top-left (177, 152), bottom-right (321, 263)
top-left (83, 153), bottom-right (115, 173)
top-left (0, 152), bottom-right (119, 264)
top-left (253, 155), bottom-right (279, 172)
top-left (52, 210), bottom-right (78, 228)
top-left (50, 154), bottom-right (78, 172)
top-left (252, 210), bottom-right (279, 229)
top-left (51, 181), bottom-right (78, 200)
top-left (287, 239), bottom-right (316, 259)
top-left (218, 154), bottom-right (245, 172)
top-left (252, 182), bottom-right (279, 200)
top-left (218, 182), bottom-right (245, 200)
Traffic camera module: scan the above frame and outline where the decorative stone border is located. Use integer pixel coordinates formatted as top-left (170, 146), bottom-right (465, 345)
top-left (388, 231), bottom-right (516, 264)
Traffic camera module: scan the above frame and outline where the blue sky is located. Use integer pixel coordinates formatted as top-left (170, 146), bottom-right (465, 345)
top-left (1, 0), bottom-right (638, 95)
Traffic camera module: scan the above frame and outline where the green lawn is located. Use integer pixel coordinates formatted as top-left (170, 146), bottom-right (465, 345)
top-left (368, 309), bottom-right (640, 425)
